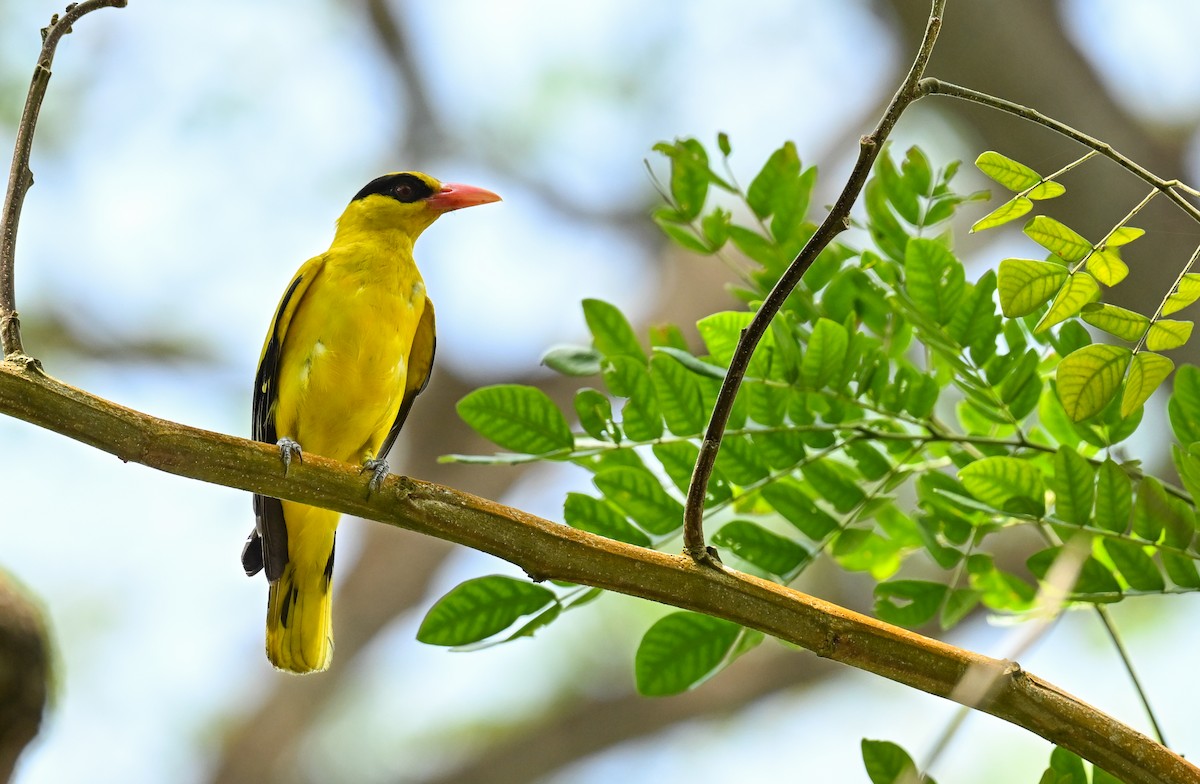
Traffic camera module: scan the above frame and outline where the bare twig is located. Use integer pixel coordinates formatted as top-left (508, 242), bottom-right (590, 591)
top-left (0, 0), bottom-right (127, 360)
top-left (680, 0), bottom-right (947, 563)
top-left (0, 360), bottom-right (1195, 784)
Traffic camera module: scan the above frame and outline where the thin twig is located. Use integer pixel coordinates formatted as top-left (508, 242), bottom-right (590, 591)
top-left (919, 78), bottom-right (1200, 227)
top-left (681, 0), bottom-right (948, 563)
top-left (0, 0), bottom-right (127, 360)
top-left (1094, 605), bottom-right (1169, 748)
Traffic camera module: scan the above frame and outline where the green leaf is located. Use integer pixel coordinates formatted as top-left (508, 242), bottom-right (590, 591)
top-left (728, 224), bottom-right (784, 268)
top-left (602, 357), bottom-right (663, 441)
top-left (970, 196), bottom-right (1032, 232)
top-left (941, 588), bottom-right (981, 629)
top-left (862, 739), bottom-right (935, 784)
top-left (1106, 226), bottom-right (1144, 246)
top-left (1102, 540), bottom-right (1165, 592)
top-left (1026, 548), bottom-right (1122, 600)
top-left (594, 467), bottom-right (683, 535)
top-left (747, 141), bottom-right (801, 219)
top-left (770, 166), bottom-right (817, 249)
top-left (904, 238), bottom-right (965, 325)
top-left (541, 344), bottom-right (602, 376)
top-left (655, 215), bottom-right (712, 254)
top-left (417, 576), bottom-right (556, 646)
top-left (1162, 273), bottom-right (1200, 315)
top-left (1162, 551), bottom-right (1200, 588)
top-left (865, 177), bottom-right (909, 261)
top-left (997, 258), bottom-right (1069, 318)
top-left (1050, 446), bottom-right (1094, 525)
top-left (635, 612), bottom-right (741, 695)
top-left (1080, 303), bottom-right (1148, 342)
top-left (874, 580), bottom-right (948, 627)
top-left (1132, 476), bottom-right (1172, 543)
top-left (801, 460), bottom-right (865, 513)
top-left (653, 345), bottom-right (726, 380)
top-left (1086, 248), bottom-right (1128, 286)
top-left (1028, 180), bottom-right (1066, 200)
top-left (1056, 345), bottom-right (1132, 421)
top-left (663, 138), bottom-right (714, 220)
top-left (1121, 352), bottom-right (1174, 416)
top-left (959, 456), bottom-right (1044, 511)
top-left (712, 520), bottom-right (807, 577)
top-left (877, 148), bottom-right (920, 224)
top-left (759, 479), bottom-right (840, 539)
top-left (1044, 748), bottom-right (1088, 784)
top-left (968, 556), bottom-right (1037, 612)
top-left (1169, 365), bottom-right (1200, 444)
top-left (1145, 319), bottom-right (1193, 351)
top-left (583, 298), bottom-right (647, 362)
top-left (458, 385), bottom-right (574, 454)
top-left (650, 353), bottom-right (706, 436)
top-left (975, 151), bottom-right (1043, 191)
top-left (1094, 459), bottom-right (1131, 533)
top-left (563, 492), bottom-right (652, 547)
top-left (1034, 272), bottom-right (1100, 333)
top-left (574, 388), bottom-right (614, 441)
top-left (801, 318), bottom-right (850, 388)
top-left (1024, 216), bottom-right (1092, 263)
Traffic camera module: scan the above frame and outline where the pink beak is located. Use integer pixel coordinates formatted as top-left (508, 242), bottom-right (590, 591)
top-left (426, 182), bottom-right (502, 213)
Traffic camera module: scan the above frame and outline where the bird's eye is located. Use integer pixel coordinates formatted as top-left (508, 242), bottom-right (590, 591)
top-left (395, 184), bottom-right (413, 200)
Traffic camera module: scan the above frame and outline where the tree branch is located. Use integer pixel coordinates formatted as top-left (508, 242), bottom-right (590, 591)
top-left (680, 0), bottom-right (946, 563)
top-left (0, 0), bottom-right (127, 360)
top-left (0, 360), bottom-right (1194, 784)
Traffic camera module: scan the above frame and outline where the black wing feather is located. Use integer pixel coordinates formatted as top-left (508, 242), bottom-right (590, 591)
top-left (243, 272), bottom-right (307, 581)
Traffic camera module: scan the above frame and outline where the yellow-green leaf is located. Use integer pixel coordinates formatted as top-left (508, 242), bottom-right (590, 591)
top-left (1121, 352), bottom-right (1174, 416)
top-left (959, 456), bottom-right (1044, 509)
top-left (1080, 303), bottom-right (1149, 341)
top-left (1056, 344), bottom-right (1132, 421)
top-left (1035, 272), bottom-right (1100, 332)
top-left (997, 258), bottom-right (1068, 317)
top-left (1162, 273), bottom-right (1200, 316)
top-left (971, 196), bottom-right (1032, 232)
top-left (1107, 226), bottom-right (1145, 247)
top-left (1146, 319), bottom-right (1193, 351)
top-left (975, 151), bottom-right (1042, 191)
top-left (1024, 216), bottom-right (1092, 263)
top-left (1028, 181), bottom-right (1065, 200)
top-left (1086, 248), bottom-right (1128, 286)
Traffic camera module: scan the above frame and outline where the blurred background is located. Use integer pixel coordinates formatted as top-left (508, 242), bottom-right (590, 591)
top-left (2, 1), bottom-right (1200, 782)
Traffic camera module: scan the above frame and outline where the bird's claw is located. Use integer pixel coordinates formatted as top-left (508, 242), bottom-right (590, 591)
top-left (362, 458), bottom-right (389, 494)
top-left (277, 437), bottom-right (303, 474)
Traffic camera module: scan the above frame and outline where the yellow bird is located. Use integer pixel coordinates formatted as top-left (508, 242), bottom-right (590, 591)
top-left (241, 172), bottom-right (500, 673)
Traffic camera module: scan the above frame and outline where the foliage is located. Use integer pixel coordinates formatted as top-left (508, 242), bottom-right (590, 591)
top-left (424, 137), bottom-right (1200, 714)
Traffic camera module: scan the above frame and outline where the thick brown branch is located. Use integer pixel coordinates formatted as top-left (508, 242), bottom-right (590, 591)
top-left (680, 0), bottom-right (947, 562)
top-left (0, 360), bottom-right (1194, 784)
top-left (0, 0), bottom-right (127, 360)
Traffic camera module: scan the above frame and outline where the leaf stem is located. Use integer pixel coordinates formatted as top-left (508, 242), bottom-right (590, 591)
top-left (682, 0), bottom-right (948, 563)
top-left (1094, 605), bottom-right (1169, 748)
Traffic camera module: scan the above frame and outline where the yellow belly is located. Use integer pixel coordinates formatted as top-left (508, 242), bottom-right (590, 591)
top-left (274, 261), bottom-right (426, 465)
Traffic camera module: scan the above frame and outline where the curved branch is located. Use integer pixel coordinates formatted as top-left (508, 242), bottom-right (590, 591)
top-left (918, 78), bottom-right (1200, 225)
top-left (680, 0), bottom-right (946, 562)
top-left (0, 360), bottom-right (1193, 784)
top-left (0, 0), bottom-right (127, 360)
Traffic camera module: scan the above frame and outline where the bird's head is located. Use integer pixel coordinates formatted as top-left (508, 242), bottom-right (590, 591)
top-left (339, 171), bottom-right (501, 238)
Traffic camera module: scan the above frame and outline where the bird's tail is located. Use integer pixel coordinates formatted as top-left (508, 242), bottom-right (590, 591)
top-left (265, 529), bottom-right (336, 674)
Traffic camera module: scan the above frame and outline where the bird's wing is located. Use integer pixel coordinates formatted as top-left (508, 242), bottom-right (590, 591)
top-left (244, 256), bottom-right (325, 581)
top-left (377, 298), bottom-right (437, 461)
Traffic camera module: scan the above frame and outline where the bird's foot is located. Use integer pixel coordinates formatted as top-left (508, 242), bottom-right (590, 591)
top-left (277, 437), bottom-right (303, 474)
top-left (362, 458), bottom-right (390, 494)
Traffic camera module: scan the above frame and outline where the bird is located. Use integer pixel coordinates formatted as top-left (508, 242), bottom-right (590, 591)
top-left (240, 171), bottom-right (500, 673)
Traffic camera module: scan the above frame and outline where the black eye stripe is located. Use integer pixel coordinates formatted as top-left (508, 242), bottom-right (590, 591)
top-left (352, 173), bottom-right (435, 203)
